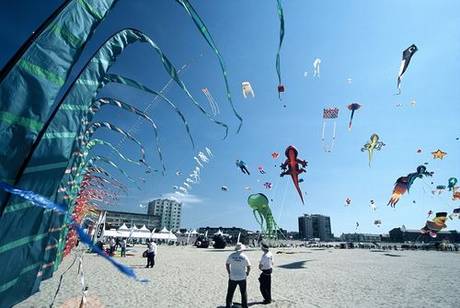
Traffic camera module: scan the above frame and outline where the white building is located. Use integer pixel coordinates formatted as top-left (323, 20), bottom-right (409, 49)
top-left (148, 198), bottom-right (182, 231)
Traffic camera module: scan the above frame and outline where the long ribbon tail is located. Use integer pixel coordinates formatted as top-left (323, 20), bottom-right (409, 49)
top-left (275, 0), bottom-right (285, 100)
top-left (0, 181), bottom-right (147, 282)
top-left (348, 110), bottom-right (355, 130)
top-left (175, 0), bottom-right (243, 133)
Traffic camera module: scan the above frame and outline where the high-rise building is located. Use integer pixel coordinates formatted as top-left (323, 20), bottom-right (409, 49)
top-left (298, 214), bottom-right (332, 241)
top-left (104, 210), bottom-right (160, 230)
top-left (148, 198), bottom-right (182, 230)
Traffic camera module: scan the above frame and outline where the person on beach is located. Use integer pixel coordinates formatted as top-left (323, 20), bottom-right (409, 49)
top-left (120, 238), bottom-right (127, 257)
top-left (225, 243), bottom-right (251, 308)
top-left (258, 243), bottom-right (274, 304)
top-left (146, 240), bottom-right (157, 268)
top-left (109, 238), bottom-right (116, 256)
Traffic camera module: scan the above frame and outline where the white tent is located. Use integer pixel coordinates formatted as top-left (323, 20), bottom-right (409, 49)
top-left (159, 227), bottom-right (169, 233)
top-left (117, 224), bottom-right (130, 237)
top-left (103, 228), bottom-right (122, 238)
top-left (190, 229), bottom-right (198, 235)
top-left (151, 230), bottom-right (177, 241)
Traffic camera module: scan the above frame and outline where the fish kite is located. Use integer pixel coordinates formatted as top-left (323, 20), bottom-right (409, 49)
top-left (347, 103), bottom-right (361, 130)
top-left (396, 44), bottom-right (418, 95)
top-left (388, 165), bottom-right (434, 207)
top-left (236, 160), bottom-right (250, 175)
top-left (242, 81), bottom-right (255, 98)
top-left (313, 58), bottom-right (321, 78)
top-left (361, 133), bottom-right (385, 167)
top-left (432, 149), bottom-right (447, 159)
top-left (321, 107), bottom-right (339, 152)
top-left (280, 145), bottom-right (307, 204)
top-left (421, 212), bottom-right (447, 238)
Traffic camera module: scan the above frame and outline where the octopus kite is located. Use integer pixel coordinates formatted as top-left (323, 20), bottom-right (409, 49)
top-left (388, 165), bottom-right (434, 207)
top-left (280, 146), bottom-right (307, 204)
top-left (421, 212), bottom-right (447, 238)
top-left (247, 193), bottom-right (278, 238)
top-left (361, 133), bottom-right (385, 167)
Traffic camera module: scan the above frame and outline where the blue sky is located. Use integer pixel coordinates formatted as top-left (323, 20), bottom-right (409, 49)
top-left (1, 0), bottom-right (460, 235)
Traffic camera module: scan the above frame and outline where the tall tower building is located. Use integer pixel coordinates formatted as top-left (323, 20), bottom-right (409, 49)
top-left (298, 214), bottom-right (332, 241)
top-left (148, 198), bottom-right (182, 230)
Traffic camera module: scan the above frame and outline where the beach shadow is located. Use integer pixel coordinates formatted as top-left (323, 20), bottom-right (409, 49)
top-left (370, 250), bottom-right (386, 253)
top-left (275, 251), bottom-right (312, 255)
top-left (277, 260), bottom-right (314, 269)
top-left (383, 253), bottom-right (403, 257)
top-left (216, 301), bottom-right (264, 308)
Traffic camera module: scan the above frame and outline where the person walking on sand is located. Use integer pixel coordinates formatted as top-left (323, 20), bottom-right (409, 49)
top-left (259, 243), bottom-right (274, 304)
top-left (225, 243), bottom-right (251, 308)
top-left (146, 239), bottom-right (157, 268)
top-left (120, 238), bottom-right (127, 257)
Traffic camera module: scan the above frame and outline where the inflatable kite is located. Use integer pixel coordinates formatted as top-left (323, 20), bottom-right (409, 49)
top-left (345, 197), bottom-right (351, 206)
top-left (448, 177), bottom-right (457, 191)
top-left (452, 187), bottom-right (460, 201)
top-left (421, 212), bottom-right (447, 238)
top-left (275, 0), bottom-right (285, 98)
top-left (361, 134), bottom-right (385, 167)
top-left (247, 193), bottom-right (278, 238)
top-left (321, 107), bottom-right (339, 152)
top-left (374, 220), bottom-right (382, 227)
top-left (272, 152), bottom-right (280, 159)
top-left (201, 88), bottom-right (220, 116)
top-left (432, 149), bottom-right (447, 159)
top-left (347, 103), bottom-right (361, 130)
top-left (280, 146), bottom-right (307, 204)
top-left (242, 81), bottom-right (255, 98)
top-left (396, 44), bottom-right (418, 95)
top-left (236, 160), bottom-right (250, 175)
top-left (388, 165), bottom-right (434, 207)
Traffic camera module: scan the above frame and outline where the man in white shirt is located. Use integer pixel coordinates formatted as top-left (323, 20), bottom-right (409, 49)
top-left (258, 243), bottom-right (274, 304)
top-left (146, 240), bottom-right (157, 268)
top-left (225, 243), bottom-right (251, 308)
top-left (120, 238), bottom-right (127, 257)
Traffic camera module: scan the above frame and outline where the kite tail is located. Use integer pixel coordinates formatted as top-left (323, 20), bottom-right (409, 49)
top-left (387, 194), bottom-right (400, 207)
top-left (368, 150), bottom-right (372, 168)
top-left (348, 110), bottom-right (355, 130)
top-left (176, 0), bottom-right (243, 133)
top-left (275, 0), bottom-right (285, 100)
top-left (291, 175), bottom-right (304, 204)
top-left (396, 77), bottom-right (402, 95)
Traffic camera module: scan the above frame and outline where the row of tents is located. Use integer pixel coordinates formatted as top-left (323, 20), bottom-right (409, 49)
top-left (101, 223), bottom-right (203, 241)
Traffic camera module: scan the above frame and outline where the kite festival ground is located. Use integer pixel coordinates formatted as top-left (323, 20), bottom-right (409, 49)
top-left (15, 245), bottom-right (460, 308)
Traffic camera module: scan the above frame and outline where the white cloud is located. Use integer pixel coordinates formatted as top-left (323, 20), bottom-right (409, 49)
top-left (160, 193), bottom-right (204, 205)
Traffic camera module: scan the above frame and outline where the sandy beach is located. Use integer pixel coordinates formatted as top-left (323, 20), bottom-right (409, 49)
top-left (15, 245), bottom-right (460, 308)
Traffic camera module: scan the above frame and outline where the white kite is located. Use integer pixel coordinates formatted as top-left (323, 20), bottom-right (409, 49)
top-left (242, 81), bottom-right (255, 98)
top-left (313, 58), bottom-right (321, 78)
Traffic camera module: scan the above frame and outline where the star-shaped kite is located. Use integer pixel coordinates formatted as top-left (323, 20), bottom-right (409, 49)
top-left (432, 149), bottom-right (447, 160)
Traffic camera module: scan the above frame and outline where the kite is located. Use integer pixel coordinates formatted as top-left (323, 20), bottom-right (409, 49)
top-left (361, 134), bottom-right (385, 167)
top-left (416, 148), bottom-right (422, 154)
top-left (452, 187), bottom-right (460, 201)
top-left (280, 145), bottom-right (307, 204)
top-left (236, 160), bottom-right (250, 175)
top-left (355, 222), bottom-right (359, 230)
top-left (433, 185), bottom-right (446, 195)
top-left (432, 149), bottom-right (447, 159)
top-left (388, 165), bottom-right (433, 207)
top-left (347, 103), bottom-right (361, 130)
top-left (347, 78), bottom-right (352, 84)
top-left (247, 193), bottom-right (278, 238)
top-left (369, 200), bottom-right (377, 211)
top-left (244, 186), bottom-right (252, 191)
top-left (242, 81), bottom-right (255, 98)
top-left (272, 152), bottom-right (280, 159)
top-left (321, 107), bottom-right (339, 152)
top-left (396, 44), bottom-right (418, 95)
top-left (421, 212), bottom-right (447, 238)
top-left (275, 0), bottom-right (285, 98)
top-left (427, 210), bottom-right (433, 218)
top-left (313, 58), bottom-right (321, 78)
top-left (374, 220), bottom-right (382, 227)
top-left (264, 182), bottom-right (273, 190)
top-left (448, 177), bottom-right (458, 191)
top-left (201, 88), bottom-right (220, 116)
top-left (450, 208), bottom-right (460, 220)
top-left (258, 166), bottom-right (266, 174)
top-left (410, 99), bottom-right (416, 107)
top-left (345, 198), bottom-right (351, 206)
top-left (221, 186), bottom-right (228, 192)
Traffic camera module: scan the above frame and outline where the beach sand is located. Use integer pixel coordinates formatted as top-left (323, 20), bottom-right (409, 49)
top-left (15, 246), bottom-right (460, 308)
